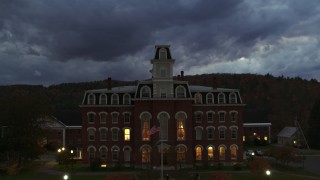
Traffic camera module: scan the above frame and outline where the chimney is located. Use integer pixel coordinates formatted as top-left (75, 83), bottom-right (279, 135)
top-left (107, 77), bottom-right (112, 90)
top-left (180, 71), bottom-right (184, 80)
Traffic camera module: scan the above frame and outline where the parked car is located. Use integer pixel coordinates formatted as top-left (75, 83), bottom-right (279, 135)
top-left (255, 150), bottom-right (264, 156)
top-left (246, 150), bottom-right (255, 156)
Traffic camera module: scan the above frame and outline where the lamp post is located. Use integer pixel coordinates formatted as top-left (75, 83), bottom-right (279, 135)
top-left (63, 174), bottom-right (69, 180)
top-left (266, 170), bottom-right (271, 180)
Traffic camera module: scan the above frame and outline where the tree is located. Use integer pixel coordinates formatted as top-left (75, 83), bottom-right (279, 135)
top-left (307, 97), bottom-right (320, 148)
top-left (0, 93), bottom-right (51, 172)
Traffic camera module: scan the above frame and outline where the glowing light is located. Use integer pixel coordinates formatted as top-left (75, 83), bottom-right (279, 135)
top-left (57, 149), bottom-right (61, 153)
top-left (266, 170), bottom-right (271, 176)
top-left (63, 174), bottom-right (69, 180)
top-left (101, 164), bottom-right (107, 168)
top-left (62, 147), bottom-right (65, 151)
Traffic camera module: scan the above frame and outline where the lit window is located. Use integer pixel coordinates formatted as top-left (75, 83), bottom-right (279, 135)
top-left (230, 145), bottom-right (237, 160)
top-left (176, 146), bottom-right (186, 162)
top-left (264, 136), bottom-right (268, 141)
top-left (141, 146), bottom-right (151, 163)
top-left (195, 146), bottom-right (202, 160)
top-left (141, 114), bottom-right (150, 141)
top-left (195, 93), bottom-right (202, 104)
top-left (243, 136), bottom-right (246, 141)
top-left (219, 146), bottom-right (225, 160)
top-left (208, 146), bottom-right (214, 160)
top-left (124, 128), bottom-right (130, 141)
top-left (177, 118), bottom-right (185, 140)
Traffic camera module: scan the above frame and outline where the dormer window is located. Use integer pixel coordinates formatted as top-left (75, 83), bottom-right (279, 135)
top-left (218, 93), bottom-right (225, 104)
top-left (88, 94), bottom-right (95, 105)
top-left (141, 86), bottom-right (151, 98)
top-left (111, 94), bottom-right (119, 105)
top-left (159, 48), bottom-right (167, 60)
top-left (176, 86), bottom-right (186, 98)
top-left (229, 93), bottom-right (237, 104)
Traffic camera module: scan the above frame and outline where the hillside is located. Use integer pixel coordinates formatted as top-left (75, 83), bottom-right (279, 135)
top-left (0, 73), bottom-right (319, 142)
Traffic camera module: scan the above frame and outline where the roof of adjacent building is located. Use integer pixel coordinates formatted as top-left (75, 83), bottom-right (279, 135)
top-left (277, 127), bottom-right (297, 138)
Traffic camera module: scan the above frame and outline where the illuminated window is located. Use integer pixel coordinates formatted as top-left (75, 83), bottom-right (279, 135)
top-left (141, 114), bottom-right (151, 141)
top-left (218, 93), bottom-right (225, 104)
top-left (219, 146), bottom-right (226, 160)
top-left (176, 146), bottom-right (186, 162)
top-left (124, 128), bottom-right (130, 141)
top-left (207, 93), bottom-right (214, 104)
top-left (177, 118), bottom-right (185, 140)
top-left (88, 94), bottom-right (95, 104)
top-left (243, 136), bottom-right (246, 141)
top-left (99, 94), bottom-right (107, 104)
top-left (195, 146), bottom-right (202, 160)
top-left (195, 93), bottom-right (202, 104)
top-left (230, 145), bottom-right (237, 160)
top-left (141, 146), bottom-right (151, 163)
top-left (208, 146), bottom-right (214, 160)
top-left (264, 136), bottom-right (268, 141)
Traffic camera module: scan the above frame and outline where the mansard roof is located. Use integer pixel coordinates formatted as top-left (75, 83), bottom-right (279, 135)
top-left (86, 86), bottom-right (137, 93)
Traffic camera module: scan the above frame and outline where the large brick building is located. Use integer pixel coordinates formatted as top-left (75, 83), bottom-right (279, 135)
top-left (80, 45), bottom-right (245, 168)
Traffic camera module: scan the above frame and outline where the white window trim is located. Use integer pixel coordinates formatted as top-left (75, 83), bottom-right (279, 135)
top-left (140, 86), bottom-right (151, 98)
top-left (88, 93), bottom-right (96, 105)
top-left (99, 94), bottom-right (107, 105)
top-left (218, 93), bottom-right (226, 104)
top-left (229, 92), bottom-right (237, 104)
top-left (175, 86), bottom-right (186, 98)
top-left (123, 93), bottom-right (131, 105)
top-left (206, 93), bottom-right (214, 104)
top-left (111, 93), bottom-right (119, 105)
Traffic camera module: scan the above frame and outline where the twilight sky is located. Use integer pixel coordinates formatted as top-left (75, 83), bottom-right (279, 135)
top-left (1, 0), bottom-right (320, 85)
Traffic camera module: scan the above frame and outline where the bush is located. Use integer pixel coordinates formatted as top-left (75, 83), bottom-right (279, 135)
top-left (90, 159), bottom-right (101, 171)
top-left (233, 163), bottom-right (242, 171)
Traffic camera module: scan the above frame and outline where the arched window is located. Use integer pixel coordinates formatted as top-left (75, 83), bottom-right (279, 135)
top-left (195, 146), bottom-right (202, 160)
top-left (206, 111), bottom-right (214, 123)
top-left (159, 48), bottom-right (167, 60)
top-left (229, 93), bottom-right (237, 104)
top-left (123, 94), bottom-right (131, 105)
top-left (124, 128), bottom-right (131, 141)
top-left (123, 112), bottom-right (131, 124)
top-left (141, 86), bottom-right (151, 98)
top-left (111, 146), bottom-right (119, 161)
top-left (218, 126), bottom-right (226, 140)
top-left (218, 111), bottom-right (226, 122)
top-left (230, 144), bottom-right (238, 160)
top-left (111, 94), bottom-right (119, 105)
top-left (195, 126), bottom-right (203, 140)
top-left (176, 112), bottom-right (186, 141)
top-left (88, 94), bottom-right (95, 105)
top-left (123, 146), bottom-right (131, 162)
top-left (206, 93), bottom-right (214, 104)
top-left (88, 146), bottom-right (96, 159)
top-left (176, 145), bottom-right (187, 162)
top-left (219, 145), bottom-right (226, 160)
top-left (141, 145), bottom-right (151, 163)
top-left (230, 126), bottom-right (238, 140)
top-left (194, 93), bottom-right (202, 104)
top-left (99, 128), bottom-right (107, 141)
top-left (218, 93), bottom-right (225, 104)
top-left (207, 146), bottom-right (214, 160)
top-left (111, 112), bottom-right (119, 124)
top-left (207, 126), bottom-right (215, 140)
top-left (158, 112), bottom-right (169, 140)
top-left (87, 113), bottom-right (96, 124)
top-left (87, 128), bottom-right (96, 141)
top-left (176, 86), bottom-right (186, 98)
top-left (99, 146), bottom-right (107, 161)
top-left (194, 111), bottom-right (203, 123)
top-left (140, 112), bottom-right (151, 141)
top-left (230, 111), bottom-right (238, 122)
top-left (99, 112), bottom-right (107, 124)
top-left (99, 94), bottom-right (107, 105)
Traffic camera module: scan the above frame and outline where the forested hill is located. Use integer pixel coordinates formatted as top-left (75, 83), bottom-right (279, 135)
top-left (0, 73), bottom-right (319, 141)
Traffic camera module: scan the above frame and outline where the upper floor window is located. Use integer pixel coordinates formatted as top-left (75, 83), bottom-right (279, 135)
top-left (87, 113), bottom-right (96, 124)
top-left (99, 128), bottom-right (107, 141)
top-left (88, 128), bottom-right (96, 141)
top-left (195, 111), bottom-right (203, 123)
top-left (195, 126), bottom-right (203, 140)
top-left (141, 86), bottom-right (151, 98)
top-left (176, 145), bottom-right (186, 162)
top-left (207, 127), bottom-right (215, 140)
top-left (219, 112), bottom-right (225, 122)
top-left (88, 94), bottom-right (95, 105)
top-left (159, 113), bottom-right (169, 141)
top-left (111, 128), bottom-right (119, 141)
top-left (194, 93), bottom-right (202, 104)
top-left (159, 48), bottom-right (167, 60)
top-left (176, 113), bottom-right (186, 141)
top-left (176, 86), bottom-right (186, 98)
top-left (123, 113), bottom-right (131, 124)
top-left (218, 127), bottom-right (226, 140)
top-left (141, 112), bottom-right (151, 141)
top-left (124, 146), bottom-right (131, 162)
top-left (123, 94), bottom-right (131, 105)
top-left (229, 93), bottom-right (237, 104)
top-left (206, 93), bottom-right (214, 104)
top-left (99, 112), bottom-right (107, 124)
top-left (230, 111), bottom-right (238, 122)
top-left (230, 126), bottom-right (238, 140)
top-left (218, 93), bottom-right (225, 104)
top-left (111, 112), bottom-right (119, 124)
top-left (207, 111), bottom-right (214, 123)
top-left (99, 94), bottom-right (107, 105)
top-left (111, 94), bottom-right (119, 105)
top-left (124, 128), bottom-right (131, 141)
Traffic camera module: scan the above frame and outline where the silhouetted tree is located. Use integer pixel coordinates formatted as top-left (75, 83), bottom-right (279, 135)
top-left (307, 97), bottom-right (320, 148)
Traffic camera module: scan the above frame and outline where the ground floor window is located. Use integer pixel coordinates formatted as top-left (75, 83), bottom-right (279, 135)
top-left (219, 146), bottom-right (225, 160)
top-left (195, 146), bottom-right (202, 160)
top-left (230, 145), bottom-right (237, 160)
top-left (208, 146), bottom-right (214, 160)
top-left (141, 147), bottom-right (151, 163)
top-left (176, 146), bottom-right (186, 162)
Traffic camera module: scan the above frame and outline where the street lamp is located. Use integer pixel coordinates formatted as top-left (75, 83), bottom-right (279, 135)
top-left (62, 147), bottom-right (65, 151)
top-left (266, 170), bottom-right (271, 179)
top-left (58, 149), bottom-right (61, 153)
top-left (63, 174), bottom-right (69, 180)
